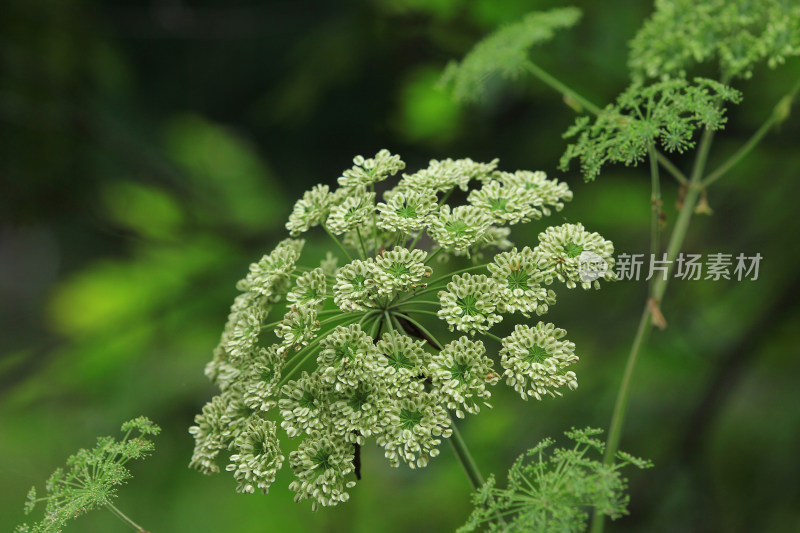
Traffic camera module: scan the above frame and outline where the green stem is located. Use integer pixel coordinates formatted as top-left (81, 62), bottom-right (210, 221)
top-left (355, 227), bottom-right (369, 259)
top-left (384, 311), bottom-right (395, 333)
top-left (438, 187), bottom-right (455, 207)
top-left (106, 503), bottom-right (147, 533)
top-left (322, 223), bottom-right (353, 261)
top-left (408, 230), bottom-right (426, 250)
top-left (525, 61), bottom-right (601, 114)
top-left (428, 264), bottom-right (488, 285)
top-left (647, 144), bottom-right (662, 297)
top-left (592, 129), bottom-right (716, 533)
top-left (525, 61), bottom-right (687, 185)
top-left (370, 183), bottom-right (379, 250)
top-left (654, 151), bottom-right (688, 185)
top-left (395, 312), bottom-right (443, 351)
top-left (424, 247), bottom-right (444, 265)
top-left (395, 299), bottom-right (439, 307)
top-left (278, 337), bottom-right (326, 386)
top-left (392, 264), bottom-right (489, 306)
top-left (484, 332), bottom-right (503, 344)
top-left (399, 308), bottom-right (441, 318)
top-left (449, 424), bottom-right (485, 490)
top-left (702, 77), bottom-right (800, 187)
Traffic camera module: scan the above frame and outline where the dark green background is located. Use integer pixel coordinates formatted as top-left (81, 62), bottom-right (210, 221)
top-left (2, 1), bottom-right (799, 531)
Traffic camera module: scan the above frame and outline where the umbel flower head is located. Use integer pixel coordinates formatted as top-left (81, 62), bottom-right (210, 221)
top-left (190, 149), bottom-right (615, 511)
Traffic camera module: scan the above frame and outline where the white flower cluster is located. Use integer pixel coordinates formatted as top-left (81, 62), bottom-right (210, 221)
top-left (332, 247), bottom-right (431, 311)
top-left (191, 149), bottom-right (614, 511)
top-left (438, 274), bottom-right (503, 335)
top-left (535, 222), bottom-right (616, 289)
top-left (500, 323), bottom-right (578, 401)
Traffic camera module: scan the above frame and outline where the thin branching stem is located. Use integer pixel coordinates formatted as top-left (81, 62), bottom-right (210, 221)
top-left (592, 128), bottom-right (717, 533)
top-left (322, 223), bottom-right (353, 261)
top-left (647, 144), bottom-right (662, 297)
top-left (524, 61), bottom-right (687, 185)
top-left (105, 503), bottom-right (148, 533)
top-left (703, 77), bottom-right (800, 187)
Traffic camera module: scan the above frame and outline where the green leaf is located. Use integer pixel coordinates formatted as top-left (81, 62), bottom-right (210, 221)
top-left (16, 418), bottom-right (159, 533)
top-left (629, 0), bottom-right (800, 80)
top-left (458, 427), bottom-right (652, 533)
top-left (440, 7), bottom-right (582, 103)
top-left (560, 77), bottom-right (742, 181)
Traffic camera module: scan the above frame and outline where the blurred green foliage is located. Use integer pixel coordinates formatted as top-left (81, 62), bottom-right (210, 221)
top-left (2, 0), bottom-right (800, 532)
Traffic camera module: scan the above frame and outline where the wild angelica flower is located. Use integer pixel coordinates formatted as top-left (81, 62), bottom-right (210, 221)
top-left (427, 205), bottom-right (494, 254)
top-left (227, 419), bottom-right (284, 494)
top-left (560, 77), bottom-right (741, 181)
top-left (459, 427), bottom-right (652, 533)
top-left (329, 379), bottom-right (387, 444)
top-left (429, 337), bottom-right (499, 418)
top-left (376, 188), bottom-right (438, 233)
top-left (400, 157), bottom-right (499, 193)
top-left (444, 225), bottom-right (514, 263)
top-left (338, 149), bottom-right (405, 188)
top-left (371, 247), bottom-right (432, 296)
top-left (326, 189), bottom-right (377, 235)
top-left (224, 303), bottom-right (268, 363)
top-left (288, 432), bottom-right (357, 510)
top-left (467, 180), bottom-right (542, 225)
top-left (333, 259), bottom-right (378, 311)
top-left (629, 0), bottom-right (800, 81)
top-left (376, 331), bottom-right (430, 385)
top-left (279, 371), bottom-right (329, 437)
top-left (494, 170), bottom-right (573, 216)
top-left (286, 184), bottom-right (333, 236)
top-left (287, 267), bottom-right (328, 307)
top-left (236, 238), bottom-right (304, 299)
top-left (317, 324), bottom-right (383, 390)
top-left (488, 247), bottom-right (556, 316)
top-left (192, 149), bottom-right (614, 510)
top-left (275, 306), bottom-right (320, 353)
top-left (190, 393), bottom-right (236, 474)
top-left (242, 347), bottom-right (284, 412)
top-left (378, 392), bottom-right (453, 469)
top-left (438, 274), bottom-right (502, 334)
top-left (440, 7), bottom-right (582, 103)
top-left (535, 223), bottom-right (616, 289)
top-left (499, 323), bottom-right (578, 401)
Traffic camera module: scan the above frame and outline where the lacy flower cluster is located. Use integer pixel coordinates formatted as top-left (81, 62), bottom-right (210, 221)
top-left (190, 150), bottom-right (615, 510)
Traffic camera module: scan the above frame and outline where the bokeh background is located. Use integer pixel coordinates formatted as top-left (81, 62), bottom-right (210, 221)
top-left (2, 1), bottom-right (800, 532)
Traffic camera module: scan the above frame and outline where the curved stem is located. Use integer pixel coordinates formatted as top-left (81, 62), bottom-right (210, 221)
top-left (394, 312), bottom-right (443, 351)
top-left (524, 61), bottom-right (687, 185)
top-left (525, 61), bottom-right (601, 114)
top-left (322, 223), bottom-right (353, 261)
top-left (449, 424), bottom-right (485, 490)
top-left (592, 129), bottom-right (716, 533)
top-left (654, 151), bottom-right (688, 185)
top-left (106, 503), bottom-right (148, 533)
top-left (484, 332), bottom-right (503, 344)
top-left (702, 77), bottom-right (800, 187)
top-left (355, 227), bottom-right (368, 259)
top-left (392, 264), bottom-right (489, 306)
top-left (399, 308), bottom-right (440, 318)
top-left (408, 230), bottom-right (426, 250)
top-left (424, 247), bottom-right (444, 265)
top-left (647, 145), bottom-right (662, 297)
